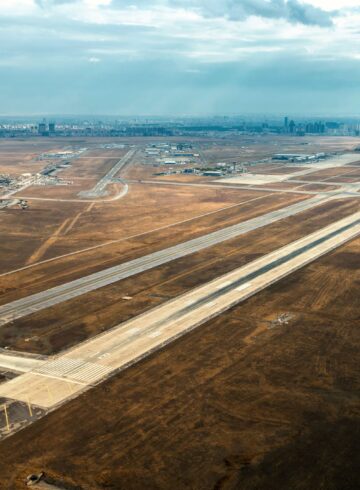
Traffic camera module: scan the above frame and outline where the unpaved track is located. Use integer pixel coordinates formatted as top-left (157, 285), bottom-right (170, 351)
top-left (26, 218), bottom-right (71, 265)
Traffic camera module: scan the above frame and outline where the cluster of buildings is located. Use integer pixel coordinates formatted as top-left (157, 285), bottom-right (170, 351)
top-left (38, 149), bottom-right (86, 160)
top-left (282, 117), bottom-right (359, 136)
top-left (0, 149), bottom-right (83, 199)
top-left (38, 121), bottom-right (56, 136)
top-left (0, 173), bottom-right (33, 195)
top-left (272, 152), bottom-right (327, 162)
top-left (1, 116), bottom-right (360, 138)
top-left (145, 142), bottom-right (256, 178)
top-left (144, 143), bottom-right (200, 166)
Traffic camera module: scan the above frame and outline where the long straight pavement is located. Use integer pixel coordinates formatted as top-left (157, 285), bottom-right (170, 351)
top-left (0, 210), bottom-right (359, 409)
top-left (78, 148), bottom-right (136, 198)
top-left (0, 194), bottom-right (334, 327)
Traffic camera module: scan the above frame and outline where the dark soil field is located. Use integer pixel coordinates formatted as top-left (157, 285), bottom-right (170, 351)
top-left (0, 235), bottom-right (359, 490)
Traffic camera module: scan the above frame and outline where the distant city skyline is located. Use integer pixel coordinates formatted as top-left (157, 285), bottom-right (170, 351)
top-left (1, 1), bottom-right (360, 115)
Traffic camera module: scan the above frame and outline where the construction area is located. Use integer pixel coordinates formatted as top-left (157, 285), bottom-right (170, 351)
top-left (0, 135), bottom-right (359, 489)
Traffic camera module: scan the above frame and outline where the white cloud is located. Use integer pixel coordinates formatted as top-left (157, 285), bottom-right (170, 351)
top-left (83, 0), bottom-right (111, 6)
top-left (0, 0), bottom-right (359, 66)
top-left (0, 0), bottom-right (39, 15)
top-left (308, 0), bottom-right (360, 9)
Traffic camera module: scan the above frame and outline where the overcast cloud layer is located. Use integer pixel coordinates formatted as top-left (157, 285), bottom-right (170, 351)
top-left (0, 0), bottom-right (359, 115)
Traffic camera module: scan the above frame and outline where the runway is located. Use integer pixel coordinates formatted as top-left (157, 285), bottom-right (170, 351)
top-left (0, 194), bottom-right (333, 327)
top-left (128, 178), bottom-right (318, 195)
top-left (78, 148), bottom-right (135, 198)
top-left (0, 210), bottom-right (359, 410)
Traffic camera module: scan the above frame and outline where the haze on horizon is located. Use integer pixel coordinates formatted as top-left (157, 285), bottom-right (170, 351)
top-left (1, 0), bottom-right (360, 116)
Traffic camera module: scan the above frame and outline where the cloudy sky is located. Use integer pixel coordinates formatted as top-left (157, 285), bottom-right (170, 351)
top-left (0, 0), bottom-right (360, 115)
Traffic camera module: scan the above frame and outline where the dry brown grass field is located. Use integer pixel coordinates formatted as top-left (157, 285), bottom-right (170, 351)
top-left (0, 197), bottom-right (358, 356)
top-left (0, 189), bottom-right (306, 301)
top-left (0, 234), bottom-right (358, 489)
top-left (296, 183), bottom-right (340, 192)
top-left (199, 135), bottom-right (360, 164)
top-left (0, 136), bottom-right (359, 489)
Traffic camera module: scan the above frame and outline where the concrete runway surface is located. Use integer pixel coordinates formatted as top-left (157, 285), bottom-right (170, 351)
top-left (0, 194), bottom-right (334, 327)
top-left (0, 210), bottom-right (359, 410)
top-left (78, 148), bottom-right (135, 198)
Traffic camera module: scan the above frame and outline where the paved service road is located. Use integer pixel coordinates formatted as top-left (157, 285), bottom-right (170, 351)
top-left (0, 211), bottom-right (359, 409)
top-left (0, 194), bottom-right (334, 327)
top-left (0, 353), bottom-right (44, 373)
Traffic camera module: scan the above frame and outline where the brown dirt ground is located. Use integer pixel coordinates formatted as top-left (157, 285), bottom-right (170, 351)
top-left (151, 174), bottom-right (215, 184)
top-left (0, 200), bottom-right (86, 272)
top-left (342, 169), bottom-right (360, 178)
top-left (255, 182), bottom-right (303, 190)
top-left (289, 166), bottom-right (360, 183)
top-left (325, 175), bottom-right (360, 184)
top-left (17, 178), bottom-right (99, 199)
top-left (296, 183), bottom-right (340, 192)
top-left (0, 184), bottom-right (273, 275)
top-left (292, 175), bottom-right (349, 183)
top-left (13, 149), bottom-right (129, 200)
top-left (199, 135), bottom-right (360, 165)
top-left (0, 156), bottom-right (45, 176)
top-left (0, 235), bottom-right (359, 489)
top-left (303, 167), bottom-right (358, 178)
top-left (61, 153), bottom-right (127, 179)
top-left (0, 189), bottom-right (305, 300)
top-left (1, 136), bottom-right (358, 278)
top-left (0, 140), bottom-right (65, 176)
top-left (19, 180), bottom-right (125, 201)
top-left (1, 197), bottom-right (359, 356)
top-left (122, 162), bottom-right (214, 183)
top-left (251, 165), bottom-right (307, 174)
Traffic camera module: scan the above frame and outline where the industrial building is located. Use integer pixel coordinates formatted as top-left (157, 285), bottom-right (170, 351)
top-left (272, 153), bottom-right (327, 162)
